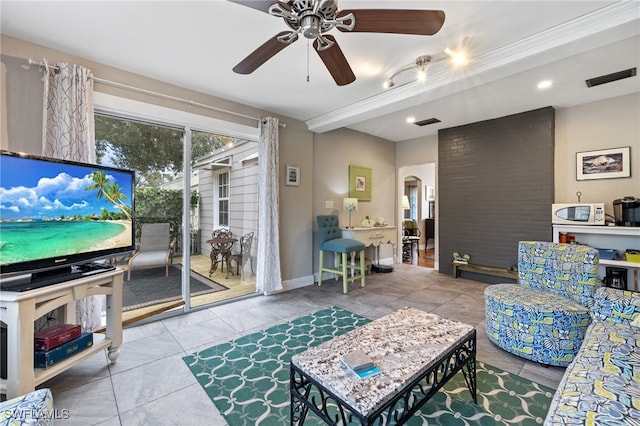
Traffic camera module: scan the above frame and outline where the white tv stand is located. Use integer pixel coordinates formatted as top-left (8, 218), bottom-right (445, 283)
top-left (552, 225), bottom-right (640, 291)
top-left (0, 268), bottom-right (123, 399)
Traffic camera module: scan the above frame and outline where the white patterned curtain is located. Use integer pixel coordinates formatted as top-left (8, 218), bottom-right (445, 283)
top-left (256, 117), bottom-right (283, 295)
top-left (42, 62), bottom-right (100, 330)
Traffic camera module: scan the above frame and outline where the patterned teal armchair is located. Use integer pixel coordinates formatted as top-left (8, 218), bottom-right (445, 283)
top-left (484, 241), bottom-right (600, 366)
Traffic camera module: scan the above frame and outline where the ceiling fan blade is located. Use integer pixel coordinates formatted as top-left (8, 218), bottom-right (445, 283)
top-left (226, 0), bottom-right (280, 14)
top-left (314, 35), bottom-right (355, 86)
top-left (233, 32), bottom-right (297, 74)
top-left (337, 9), bottom-right (445, 35)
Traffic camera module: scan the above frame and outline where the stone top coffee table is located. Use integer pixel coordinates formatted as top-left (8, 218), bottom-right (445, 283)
top-left (290, 307), bottom-right (476, 425)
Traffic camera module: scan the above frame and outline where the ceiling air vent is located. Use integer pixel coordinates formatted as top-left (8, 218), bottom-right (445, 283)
top-left (414, 117), bottom-right (441, 126)
top-left (586, 68), bottom-right (637, 88)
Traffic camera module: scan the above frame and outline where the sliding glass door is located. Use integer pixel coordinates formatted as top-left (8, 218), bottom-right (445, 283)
top-left (190, 131), bottom-right (258, 307)
top-left (95, 113), bottom-right (258, 320)
top-left (95, 114), bottom-right (187, 316)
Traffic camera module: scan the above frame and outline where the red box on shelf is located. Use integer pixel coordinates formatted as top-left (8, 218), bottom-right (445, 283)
top-left (34, 332), bottom-right (93, 368)
top-left (34, 324), bottom-right (81, 351)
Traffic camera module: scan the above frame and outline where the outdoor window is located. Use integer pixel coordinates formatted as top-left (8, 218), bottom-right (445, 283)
top-left (217, 170), bottom-right (229, 227)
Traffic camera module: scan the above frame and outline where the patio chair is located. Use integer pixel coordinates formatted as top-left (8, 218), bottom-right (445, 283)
top-left (229, 231), bottom-right (254, 278)
top-left (127, 223), bottom-right (174, 280)
top-left (209, 228), bottom-right (234, 276)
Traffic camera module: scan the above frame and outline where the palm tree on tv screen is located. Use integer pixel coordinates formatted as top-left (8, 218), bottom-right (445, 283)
top-left (86, 171), bottom-right (132, 219)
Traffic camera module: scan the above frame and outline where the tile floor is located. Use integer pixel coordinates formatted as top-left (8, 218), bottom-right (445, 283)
top-left (39, 263), bottom-right (566, 425)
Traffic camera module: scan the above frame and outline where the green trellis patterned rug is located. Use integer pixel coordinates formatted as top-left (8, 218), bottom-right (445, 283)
top-left (183, 306), bottom-right (554, 425)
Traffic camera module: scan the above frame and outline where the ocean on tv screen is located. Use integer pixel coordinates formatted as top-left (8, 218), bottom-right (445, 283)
top-left (0, 220), bottom-right (132, 265)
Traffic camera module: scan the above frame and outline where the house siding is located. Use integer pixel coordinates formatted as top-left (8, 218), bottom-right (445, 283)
top-left (199, 142), bottom-right (259, 267)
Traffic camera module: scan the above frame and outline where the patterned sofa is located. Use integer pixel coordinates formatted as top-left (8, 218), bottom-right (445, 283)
top-left (544, 287), bottom-right (640, 424)
top-left (484, 241), bottom-right (600, 367)
top-left (0, 388), bottom-right (54, 425)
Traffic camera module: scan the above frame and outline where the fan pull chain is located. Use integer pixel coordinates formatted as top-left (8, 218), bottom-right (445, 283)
top-left (306, 39), bottom-right (310, 83)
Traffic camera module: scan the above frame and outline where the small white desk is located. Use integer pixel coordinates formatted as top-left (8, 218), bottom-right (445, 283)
top-left (0, 269), bottom-right (123, 398)
top-left (342, 226), bottom-right (397, 265)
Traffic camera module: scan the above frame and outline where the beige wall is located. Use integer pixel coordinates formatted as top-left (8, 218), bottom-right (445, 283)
top-left (0, 35), bottom-right (314, 285)
top-left (313, 128), bottom-right (397, 271)
top-left (555, 93), bottom-right (640, 215)
top-left (396, 133), bottom-right (438, 166)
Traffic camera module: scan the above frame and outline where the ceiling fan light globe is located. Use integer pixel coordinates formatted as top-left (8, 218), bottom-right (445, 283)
top-left (301, 15), bottom-right (321, 39)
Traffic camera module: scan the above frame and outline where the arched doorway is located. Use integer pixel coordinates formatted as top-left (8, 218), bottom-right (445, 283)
top-left (398, 164), bottom-right (436, 269)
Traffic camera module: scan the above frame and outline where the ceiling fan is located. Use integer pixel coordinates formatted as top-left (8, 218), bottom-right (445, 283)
top-left (229, 0), bottom-right (445, 86)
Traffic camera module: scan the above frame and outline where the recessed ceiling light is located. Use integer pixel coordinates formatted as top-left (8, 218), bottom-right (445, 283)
top-left (537, 80), bottom-right (552, 89)
top-left (406, 116), bottom-right (416, 124)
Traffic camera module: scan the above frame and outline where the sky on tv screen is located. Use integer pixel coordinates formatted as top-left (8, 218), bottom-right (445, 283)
top-left (0, 155), bottom-right (133, 221)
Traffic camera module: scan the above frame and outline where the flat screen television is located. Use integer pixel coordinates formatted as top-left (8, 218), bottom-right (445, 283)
top-left (0, 150), bottom-right (135, 286)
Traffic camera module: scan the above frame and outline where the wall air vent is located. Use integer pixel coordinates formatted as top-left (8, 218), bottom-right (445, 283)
top-left (586, 68), bottom-right (636, 88)
top-left (414, 117), bottom-right (441, 126)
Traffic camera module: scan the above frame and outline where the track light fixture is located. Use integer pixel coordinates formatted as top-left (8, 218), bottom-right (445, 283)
top-left (383, 55), bottom-right (431, 89)
top-left (383, 45), bottom-right (469, 89)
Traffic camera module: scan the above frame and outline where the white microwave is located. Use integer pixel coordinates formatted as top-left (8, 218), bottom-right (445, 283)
top-left (552, 203), bottom-right (605, 225)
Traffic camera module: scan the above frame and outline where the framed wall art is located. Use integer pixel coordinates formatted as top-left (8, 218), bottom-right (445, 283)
top-left (349, 165), bottom-right (372, 201)
top-left (425, 185), bottom-right (435, 201)
top-left (285, 164), bottom-right (300, 186)
top-left (576, 146), bottom-right (630, 180)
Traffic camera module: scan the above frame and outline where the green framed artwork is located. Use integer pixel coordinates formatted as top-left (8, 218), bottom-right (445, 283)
top-left (349, 165), bottom-right (372, 201)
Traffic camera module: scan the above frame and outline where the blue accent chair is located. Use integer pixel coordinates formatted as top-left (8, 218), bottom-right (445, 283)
top-left (484, 241), bottom-right (600, 366)
top-left (317, 215), bottom-right (366, 294)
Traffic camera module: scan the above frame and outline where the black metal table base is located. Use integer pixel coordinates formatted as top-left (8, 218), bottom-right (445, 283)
top-left (290, 330), bottom-right (476, 426)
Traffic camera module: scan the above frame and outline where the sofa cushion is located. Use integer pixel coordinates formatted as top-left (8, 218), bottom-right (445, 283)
top-left (592, 287), bottom-right (640, 325)
top-left (321, 238), bottom-right (365, 253)
top-left (544, 321), bottom-right (640, 425)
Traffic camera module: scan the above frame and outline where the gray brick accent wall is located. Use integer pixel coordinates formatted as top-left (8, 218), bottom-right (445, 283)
top-left (438, 107), bottom-right (555, 282)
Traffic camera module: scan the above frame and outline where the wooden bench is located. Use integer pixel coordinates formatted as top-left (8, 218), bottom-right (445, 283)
top-left (452, 262), bottom-right (518, 280)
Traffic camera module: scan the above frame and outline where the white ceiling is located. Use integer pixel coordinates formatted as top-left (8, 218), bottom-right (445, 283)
top-left (1, 1), bottom-right (639, 142)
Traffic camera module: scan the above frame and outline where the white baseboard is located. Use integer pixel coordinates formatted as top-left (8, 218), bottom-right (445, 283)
top-left (274, 257), bottom-right (403, 294)
top-left (282, 274), bottom-right (315, 291)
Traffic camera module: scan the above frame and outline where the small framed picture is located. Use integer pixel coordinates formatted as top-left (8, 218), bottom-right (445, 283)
top-left (348, 165), bottom-right (372, 201)
top-left (576, 146), bottom-right (631, 180)
top-left (425, 185), bottom-right (435, 201)
top-left (285, 164), bottom-right (300, 186)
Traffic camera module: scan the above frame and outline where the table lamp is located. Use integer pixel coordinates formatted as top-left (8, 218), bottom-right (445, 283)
top-left (343, 198), bottom-right (358, 229)
top-left (402, 195), bottom-right (410, 210)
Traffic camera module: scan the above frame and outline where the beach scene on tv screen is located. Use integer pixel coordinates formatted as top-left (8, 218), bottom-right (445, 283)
top-left (0, 155), bottom-right (133, 265)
